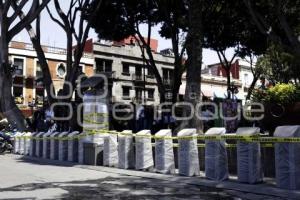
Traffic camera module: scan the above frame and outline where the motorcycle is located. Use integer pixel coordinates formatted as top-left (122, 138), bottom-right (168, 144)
top-left (0, 132), bottom-right (14, 154)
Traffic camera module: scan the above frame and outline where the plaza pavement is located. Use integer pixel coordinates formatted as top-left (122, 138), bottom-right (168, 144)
top-left (0, 154), bottom-right (299, 200)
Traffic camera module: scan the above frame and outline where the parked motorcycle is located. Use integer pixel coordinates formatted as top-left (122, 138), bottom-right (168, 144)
top-left (0, 132), bottom-right (15, 154)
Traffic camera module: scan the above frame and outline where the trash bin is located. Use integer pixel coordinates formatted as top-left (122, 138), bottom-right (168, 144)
top-left (29, 132), bottom-right (39, 157)
top-left (135, 130), bottom-right (153, 170)
top-left (236, 127), bottom-right (263, 184)
top-left (274, 125), bottom-right (300, 190)
top-left (155, 129), bottom-right (175, 174)
top-left (68, 131), bottom-right (80, 162)
top-left (58, 132), bottom-right (70, 161)
top-left (24, 132), bottom-right (33, 156)
top-left (177, 129), bottom-right (200, 176)
top-left (103, 131), bottom-right (118, 167)
top-left (205, 128), bottom-right (228, 181)
top-left (43, 131), bottom-right (53, 159)
top-left (83, 142), bottom-right (103, 165)
top-left (118, 130), bottom-right (135, 169)
top-left (35, 132), bottom-right (45, 157)
top-left (50, 132), bottom-right (60, 160)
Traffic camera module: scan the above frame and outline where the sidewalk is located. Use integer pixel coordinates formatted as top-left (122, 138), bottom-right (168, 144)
top-left (20, 155), bottom-right (300, 200)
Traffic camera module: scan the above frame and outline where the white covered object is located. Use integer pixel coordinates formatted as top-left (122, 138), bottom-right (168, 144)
top-left (14, 132), bottom-right (23, 154)
top-left (178, 129), bottom-right (200, 176)
top-left (274, 126), bottom-right (300, 190)
top-left (118, 130), bottom-right (135, 169)
top-left (205, 128), bottom-right (228, 181)
top-left (135, 130), bottom-right (153, 170)
top-left (24, 132), bottom-right (33, 155)
top-left (43, 131), bottom-right (53, 159)
top-left (58, 132), bottom-right (69, 161)
top-left (19, 132), bottom-right (25, 155)
top-left (67, 131), bottom-right (80, 162)
top-left (35, 132), bottom-right (45, 157)
top-left (236, 127), bottom-right (263, 184)
top-left (29, 132), bottom-right (38, 157)
top-left (155, 129), bottom-right (175, 174)
top-left (103, 132), bottom-right (118, 167)
top-left (50, 132), bottom-right (60, 160)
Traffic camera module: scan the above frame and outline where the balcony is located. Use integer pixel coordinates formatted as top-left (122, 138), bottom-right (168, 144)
top-left (163, 79), bottom-right (173, 86)
top-left (132, 73), bottom-right (144, 82)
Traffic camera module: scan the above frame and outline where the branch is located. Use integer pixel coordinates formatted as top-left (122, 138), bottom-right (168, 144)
top-left (8, 0), bottom-right (27, 25)
top-left (8, 0), bottom-right (51, 41)
top-left (46, 5), bottom-right (65, 30)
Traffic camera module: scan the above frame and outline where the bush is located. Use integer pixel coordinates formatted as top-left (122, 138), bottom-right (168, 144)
top-left (252, 83), bottom-right (299, 105)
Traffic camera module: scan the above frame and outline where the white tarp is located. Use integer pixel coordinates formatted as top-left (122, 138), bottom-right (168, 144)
top-left (24, 132), bottom-right (33, 156)
top-left (58, 132), bottom-right (70, 161)
top-left (274, 125), bottom-right (300, 190)
top-left (67, 131), bottom-right (80, 162)
top-left (118, 130), bottom-right (135, 169)
top-left (135, 130), bottom-right (153, 170)
top-left (205, 128), bottom-right (229, 181)
top-left (13, 132), bottom-right (23, 154)
top-left (178, 129), bottom-right (200, 176)
top-left (155, 129), bottom-right (175, 174)
top-left (29, 132), bottom-right (38, 157)
top-left (35, 132), bottom-right (45, 157)
top-left (42, 131), bottom-right (53, 159)
top-left (19, 132), bottom-right (25, 155)
top-left (50, 132), bottom-right (60, 160)
top-left (103, 132), bottom-right (118, 167)
top-left (236, 127), bottom-right (263, 184)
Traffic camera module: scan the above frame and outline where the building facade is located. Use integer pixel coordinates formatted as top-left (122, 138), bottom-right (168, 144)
top-left (91, 39), bottom-right (175, 106)
top-left (8, 41), bottom-right (94, 109)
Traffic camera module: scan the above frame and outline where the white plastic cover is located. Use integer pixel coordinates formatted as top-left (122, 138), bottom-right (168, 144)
top-left (118, 130), bottom-right (135, 169)
top-left (19, 132), bottom-right (25, 155)
top-left (155, 129), bottom-right (175, 174)
top-left (35, 132), bottom-right (45, 157)
top-left (178, 129), bottom-right (200, 176)
top-left (13, 132), bottom-right (23, 154)
top-left (274, 125), bottom-right (300, 190)
top-left (67, 131), bottom-right (80, 162)
top-left (42, 131), bottom-right (53, 159)
top-left (236, 127), bottom-right (262, 184)
top-left (103, 132), bottom-right (118, 167)
top-left (24, 132), bottom-right (33, 156)
top-left (29, 132), bottom-right (38, 157)
top-left (50, 132), bottom-right (60, 160)
top-left (58, 132), bottom-right (69, 161)
top-left (205, 128), bottom-right (228, 181)
top-left (135, 130), bottom-right (153, 170)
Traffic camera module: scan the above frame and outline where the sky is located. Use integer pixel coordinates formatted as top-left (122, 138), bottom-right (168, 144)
top-left (13, 1), bottom-right (234, 65)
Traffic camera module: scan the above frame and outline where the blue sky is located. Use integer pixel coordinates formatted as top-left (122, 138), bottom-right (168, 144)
top-left (13, 1), bottom-right (233, 65)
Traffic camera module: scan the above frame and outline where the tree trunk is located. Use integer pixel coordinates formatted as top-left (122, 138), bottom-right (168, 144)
top-left (0, 29), bottom-right (27, 131)
top-left (226, 67), bottom-right (231, 99)
top-left (183, 0), bottom-right (203, 133)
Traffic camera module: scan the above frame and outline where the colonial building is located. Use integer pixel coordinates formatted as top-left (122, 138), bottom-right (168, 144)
top-left (8, 41), bottom-right (94, 110)
top-left (90, 38), bottom-right (175, 106)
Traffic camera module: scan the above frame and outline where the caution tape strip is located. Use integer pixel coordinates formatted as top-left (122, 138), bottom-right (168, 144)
top-left (13, 129), bottom-right (300, 143)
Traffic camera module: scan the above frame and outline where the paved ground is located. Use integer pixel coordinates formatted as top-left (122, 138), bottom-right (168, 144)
top-left (0, 154), bottom-right (298, 200)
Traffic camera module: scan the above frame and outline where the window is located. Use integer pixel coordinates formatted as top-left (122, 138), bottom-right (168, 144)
top-left (13, 87), bottom-right (23, 104)
top-left (136, 88), bottom-right (143, 101)
top-left (36, 61), bottom-right (43, 79)
top-left (96, 58), bottom-right (112, 73)
top-left (163, 68), bottom-right (173, 85)
top-left (135, 65), bottom-right (142, 76)
top-left (122, 63), bottom-right (130, 74)
top-left (13, 58), bottom-right (24, 76)
top-left (56, 63), bottom-right (66, 78)
top-left (148, 89), bottom-right (154, 100)
top-left (122, 86), bottom-right (130, 97)
top-left (244, 74), bottom-right (249, 86)
top-left (147, 67), bottom-right (154, 77)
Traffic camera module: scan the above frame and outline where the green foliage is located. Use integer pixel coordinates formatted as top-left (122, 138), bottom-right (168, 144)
top-left (252, 83), bottom-right (300, 105)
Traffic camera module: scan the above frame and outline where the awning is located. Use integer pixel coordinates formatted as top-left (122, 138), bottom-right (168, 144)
top-left (179, 83), bottom-right (213, 97)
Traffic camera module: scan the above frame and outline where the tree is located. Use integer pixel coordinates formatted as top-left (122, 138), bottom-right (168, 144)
top-left (243, 0), bottom-right (300, 58)
top-left (0, 0), bottom-right (50, 131)
top-left (89, 0), bottom-right (169, 103)
top-left (182, 0), bottom-right (204, 132)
